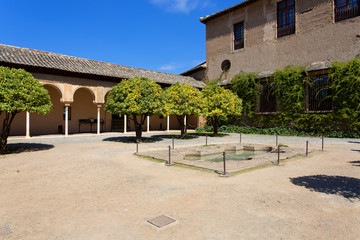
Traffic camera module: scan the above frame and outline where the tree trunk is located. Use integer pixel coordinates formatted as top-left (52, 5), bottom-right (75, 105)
top-left (176, 115), bottom-right (187, 139)
top-left (213, 119), bottom-right (219, 136)
top-left (132, 114), bottom-right (146, 142)
top-left (0, 112), bottom-right (17, 154)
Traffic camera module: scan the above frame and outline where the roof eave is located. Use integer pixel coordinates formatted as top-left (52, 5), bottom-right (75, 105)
top-left (200, 0), bottom-right (257, 24)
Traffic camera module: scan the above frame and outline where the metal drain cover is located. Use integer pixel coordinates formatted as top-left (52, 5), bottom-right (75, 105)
top-left (147, 215), bottom-right (176, 228)
top-left (0, 224), bottom-right (13, 236)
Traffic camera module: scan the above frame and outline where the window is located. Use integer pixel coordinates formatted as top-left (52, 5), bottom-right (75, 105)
top-left (234, 22), bottom-right (244, 50)
top-left (259, 81), bottom-right (277, 113)
top-left (277, 0), bottom-right (295, 38)
top-left (221, 60), bottom-right (231, 71)
top-left (308, 75), bottom-right (332, 112)
top-left (335, 0), bottom-right (360, 22)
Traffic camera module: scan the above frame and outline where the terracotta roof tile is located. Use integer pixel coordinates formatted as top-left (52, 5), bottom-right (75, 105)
top-left (0, 44), bottom-right (206, 88)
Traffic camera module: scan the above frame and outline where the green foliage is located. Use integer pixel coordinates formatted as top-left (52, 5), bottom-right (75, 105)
top-left (162, 83), bottom-right (204, 117)
top-left (229, 58), bottom-right (360, 132)
top-left (231, 71), bottom-right (259, 119)
top-left (195, 125), bottom-right (360, 138)
top-left (202, 85), bottom-right (242, 135)
top-left (331, 59), bottom-right (360, 130)
top-left (105, 77), bottom-right (164, 141)
top-left (272, 65), bottom-right (307, 128)
top-left (105, 76), bottom-right (164, 116)
top-left (162, 83), bottom-right (204, 138)
top-left (0, 66), bottom-right (52, 114)
top-left (0, 66), bottom-right (52, 153)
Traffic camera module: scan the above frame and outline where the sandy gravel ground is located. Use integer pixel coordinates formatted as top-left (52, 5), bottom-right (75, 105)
top-left (0, 133), bottom-right (359, 239)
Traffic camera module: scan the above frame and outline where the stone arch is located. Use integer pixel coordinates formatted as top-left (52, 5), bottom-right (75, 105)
top-left (43, 83), bottom-right (63, 102)
top-left (73, 86), bottom-right (96, 103)
top-left (103, 88), bottom-right (112, 103)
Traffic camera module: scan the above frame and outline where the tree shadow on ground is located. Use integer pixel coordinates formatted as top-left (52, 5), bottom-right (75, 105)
top-left (103, 136), bottom-right (163, 143)
top-left (290, 175), bottom-right (360, 201)
top-left (151, 134), bottom-right (199, 140)
top-left (2, 143), bottom-right (54, 155)
top-left (348, 141), bottom-right (360, 144)
top-left (349, 161), bottom-right (360, 167)
top-left (351, 149), bottom-right (360, 152)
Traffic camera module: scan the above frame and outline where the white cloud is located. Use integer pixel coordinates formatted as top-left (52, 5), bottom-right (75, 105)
top-left (159, 63), bottom-right (181, 71)
top-left (150, 0), bottom-right (209, 13)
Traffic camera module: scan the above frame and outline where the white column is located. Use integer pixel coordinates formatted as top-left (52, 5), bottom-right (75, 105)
top-left (166, 115), bottom-right (170, 132)
top-left (25, 111), bottom-right (30, 138)
top-left (184, 115), bottom-right (187, 127)
top-left (65, 104), bottom-right (69, 137)
top-left (97, 105), bottom-right (101, 135)
top-left (124, 115), bottom-right (127, 133)
top-left (147, 115), bottom-right (150, 133)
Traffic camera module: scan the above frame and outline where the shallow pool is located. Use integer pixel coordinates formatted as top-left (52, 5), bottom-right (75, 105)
top-left (184, 150), bottom-right (268, 162)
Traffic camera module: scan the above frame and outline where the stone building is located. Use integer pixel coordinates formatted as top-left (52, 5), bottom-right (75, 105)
top-left (0, 44), bottom-right (205, 137)
top-left (181, 62), bottom-right (207, 82)
top-left (200, 0), bottom-right (359, 114)
top-left (201, 0), bottom-right (360, 82)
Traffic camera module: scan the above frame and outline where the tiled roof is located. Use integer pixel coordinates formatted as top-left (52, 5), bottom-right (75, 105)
top-left (0, 44), bottom-right (206, 88)
top-left (200, 0), bottom-right (257, 23)
top-left (181, 62), bottom-right (207, 75)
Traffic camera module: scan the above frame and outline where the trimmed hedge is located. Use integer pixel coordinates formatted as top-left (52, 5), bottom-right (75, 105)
top-left (195, 125), bottom-right (360, 138)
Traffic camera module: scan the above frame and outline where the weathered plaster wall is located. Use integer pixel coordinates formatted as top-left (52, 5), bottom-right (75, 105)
top-left (205, 0), bottom-right (360, 81)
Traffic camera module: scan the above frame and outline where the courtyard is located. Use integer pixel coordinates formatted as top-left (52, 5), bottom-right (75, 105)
top-left (0, 132), bottom-right (359, 239)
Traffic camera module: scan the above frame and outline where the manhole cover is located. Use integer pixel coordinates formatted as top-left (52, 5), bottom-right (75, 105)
top-left (147, 215), bottom-right (176, 228)
top-left (0, 224), bottom-right (13, 236)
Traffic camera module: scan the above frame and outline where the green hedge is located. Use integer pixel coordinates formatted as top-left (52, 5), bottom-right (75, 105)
top-left (230, 59), bottom-right (360, 132)
top-left (195, 125), bottom-right (360, 138)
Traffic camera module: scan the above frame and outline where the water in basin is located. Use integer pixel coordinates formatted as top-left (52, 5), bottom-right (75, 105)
top-left (184, 150), bottom-right (268, 162)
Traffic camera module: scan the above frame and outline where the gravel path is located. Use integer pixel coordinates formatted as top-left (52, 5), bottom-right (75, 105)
top-left (1, 132), bottom-right (359, 239)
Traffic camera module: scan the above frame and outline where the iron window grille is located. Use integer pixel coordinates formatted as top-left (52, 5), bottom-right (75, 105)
top-left (277, 0), bottom-right (296, 38)
top-left (234, 22), bottom-right (244, 50)
top-left (335, 0), bottom-right (360, 22)
top-left (308, 75), bottom-right (333, 112)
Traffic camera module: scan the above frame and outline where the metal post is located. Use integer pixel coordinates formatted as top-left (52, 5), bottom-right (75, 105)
top-left (276, 135), bottom-right (278, 146)
top-left (322, 136), bottom-right (324, 151)
top-left (306, 141), bottom-right (309, 156)
top-left (136, 140), bottom-right (139, 154)
top-left (206, 134), bottom-right (208, 146)
top-left (165, 145), bottom-right (174, 166)
top-left (220, 151), bottom-right (230, 177)
top-left (223, 152), bottom-right (226, 174)
top-left (240, 133), bottom-right (242, 143)
top-left (277, 145), bottom-right (280, 165)
top-left (168, 145), bottom-right (171, 164)
top-left (172, 137), bottom-right (175, 150)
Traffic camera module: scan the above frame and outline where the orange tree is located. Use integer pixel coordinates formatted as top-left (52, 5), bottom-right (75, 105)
top-left (162, 83), bottom-right (204, 138)
top-left (105, 77), bottom-right (165, 142)
top-left (0, 66), bottom-right (52, 154)
top-left (202, 84), bottom-right (242, 135)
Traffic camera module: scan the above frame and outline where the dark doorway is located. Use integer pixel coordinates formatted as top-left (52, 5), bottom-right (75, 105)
top-left (111, 114), bottom-right (128, 132)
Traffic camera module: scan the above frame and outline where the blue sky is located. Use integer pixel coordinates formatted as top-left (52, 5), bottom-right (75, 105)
top-left (0, 0), bottom-right (242, 74)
